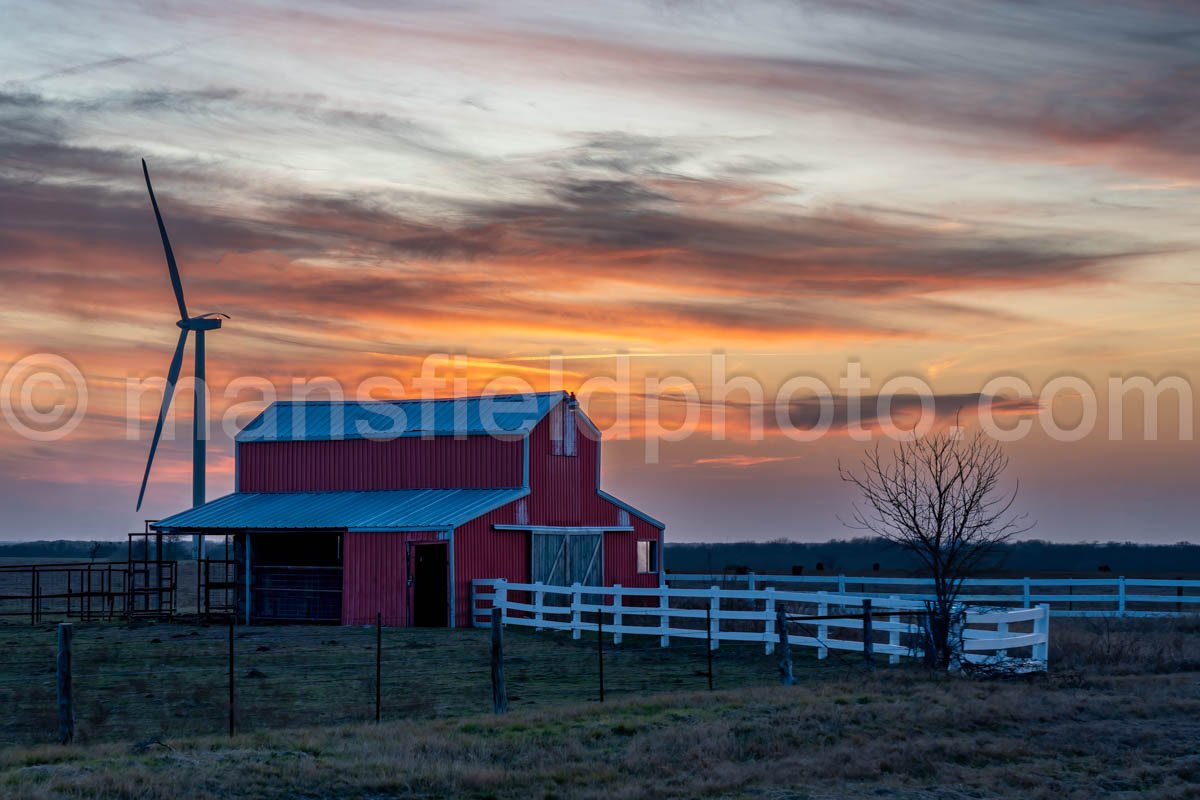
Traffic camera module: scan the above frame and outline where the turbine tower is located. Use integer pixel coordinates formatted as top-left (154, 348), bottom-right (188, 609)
top-left (136, 159), bottom-right (228, 560)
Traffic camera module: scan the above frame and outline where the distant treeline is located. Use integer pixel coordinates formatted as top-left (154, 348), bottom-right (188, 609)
top-left (665, 538), bottom-right (1200, 578)
top-left (2, 537), bottom-right (1197, 577)
top-left (0, 538), bottom-right (203, 561)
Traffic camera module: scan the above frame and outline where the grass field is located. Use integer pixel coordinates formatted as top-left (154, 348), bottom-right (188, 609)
top-left (2, 616), bottom-right (1199, 798)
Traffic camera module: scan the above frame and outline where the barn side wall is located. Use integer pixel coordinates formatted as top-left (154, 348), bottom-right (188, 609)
top-left (452, 501), bottom-right (527, 627)
top-left (342, 530), bottom-right (444, 626)
top-left (237, 437), bottom-right (523, 492)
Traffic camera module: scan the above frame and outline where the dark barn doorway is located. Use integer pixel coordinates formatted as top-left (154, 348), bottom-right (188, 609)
top-left (410, 542), bottom-right (448, 627)
top-left (245, 532), bottom-right (343, 623)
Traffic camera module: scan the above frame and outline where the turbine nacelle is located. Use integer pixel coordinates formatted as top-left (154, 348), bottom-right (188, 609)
top-left (178, 314), bottom-right (227, 332)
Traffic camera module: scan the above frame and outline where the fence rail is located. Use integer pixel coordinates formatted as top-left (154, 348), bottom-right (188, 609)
top-left (664, 573), bottom-right (1200, 617)
top-left (472, 579), bottom-right (1049, 669)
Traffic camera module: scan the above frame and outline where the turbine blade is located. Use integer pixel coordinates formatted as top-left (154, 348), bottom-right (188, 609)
top-left (136, 328), bottom-right (189, 511)
top-left (142, 159), bottom-right (188, 320)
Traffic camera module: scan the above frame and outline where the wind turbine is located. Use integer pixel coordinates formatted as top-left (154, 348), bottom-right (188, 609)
top-left (136, 159), bottom-right (228, 561)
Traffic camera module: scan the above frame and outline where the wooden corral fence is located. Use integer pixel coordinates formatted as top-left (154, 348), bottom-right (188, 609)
top-left (0, 560), bottom-right (178, 623)
top-left (665, 573), bottom-right (1200, 617)
top-left (471, 579), bottom-right (1050, 669)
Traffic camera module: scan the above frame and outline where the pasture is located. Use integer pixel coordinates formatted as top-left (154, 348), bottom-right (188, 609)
top-left (0, 616), bottom-right (1199, 798)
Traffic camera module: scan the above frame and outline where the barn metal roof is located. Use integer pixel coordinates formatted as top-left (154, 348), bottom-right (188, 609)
top-left (236, 392), bottom-right (566, 443)
top-left (151, 488), bottom-right (529, 532)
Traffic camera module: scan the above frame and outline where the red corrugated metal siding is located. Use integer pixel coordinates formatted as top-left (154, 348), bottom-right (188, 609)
top-left (238, 437), bottom-right (523, 492)
top-left (451, 500), bottom-right (528, 627)
top-left (341, 531), bottom-right (442, 626)
top-left (603, 512), bottom-right (662, 589)
top-left (526, 413), bottom-right (599, 525)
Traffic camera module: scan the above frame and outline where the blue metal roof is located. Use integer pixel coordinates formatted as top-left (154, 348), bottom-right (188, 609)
top-left (151, 488), bottom-right (528, 532)
top-left (236, 392), bottom-right (566, 443)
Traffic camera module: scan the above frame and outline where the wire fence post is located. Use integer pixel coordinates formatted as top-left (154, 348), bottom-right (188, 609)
top-left (776, 607), bottom-right (794, 685)
top-left (862, 599), bottom-right (874, 670)
top-left (228, 617), bottom-right (236, 737)
top-left (705, 604), bottom-right (713, 690)
top-left (57, 622), bottom-right (74, 744)
top-left (375, 611), bottom-right (382, 723)
top-left (597, 611), bottom-right (605, 703)
top-left (491, 607), bottom-right (507, 714)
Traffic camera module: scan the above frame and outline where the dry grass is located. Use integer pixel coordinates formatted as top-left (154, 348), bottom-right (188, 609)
top-left (1, 617), bottom-right (1199, 798)
top-left (2, 668), bottom-right (1199, 799)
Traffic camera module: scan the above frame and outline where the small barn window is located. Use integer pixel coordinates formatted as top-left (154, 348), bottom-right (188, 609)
top-left (563, 407), bottom-right (577, 456)
top-left (551, 403), bottom-right (577, 457)
top-left (637, 540), bottom-right (658, 574)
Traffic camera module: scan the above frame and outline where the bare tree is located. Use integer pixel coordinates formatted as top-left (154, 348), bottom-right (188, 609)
top-left (838, 428), bottom-right (1033, 669)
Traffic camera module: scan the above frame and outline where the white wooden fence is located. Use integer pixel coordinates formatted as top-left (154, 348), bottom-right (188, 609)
top-left (471, 579), bottom-right (1050, 669)
top-left (665, 573), bottom-right (1200, 617)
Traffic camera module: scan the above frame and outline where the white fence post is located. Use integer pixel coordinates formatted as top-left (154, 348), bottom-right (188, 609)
top-left (1118, 576), bottom-right (1126, 616)
top-left (534, 581), bottom-right (545, 631)
top-left (888, 594), bottom-right (900, 665)
top-left (1022, 577), bottom-right (1031, 608)
top-left (763, 587), bottom-right (776, 655)
top-left (747, 571), bottom-right (757, 591)
top-left (817, 591), bottom-right (829, 660)
top-left (1033, 604), bottom-right (1050, 665)
top-left (571, 581), bottom-right (582, 640)
top-left (612, 584), bottom-right (622, 645)
top-left (837, 574), bottom-right (846, 596)
top-left (658, 586), bottom-right (670, 648)
top-left (495, 580), bottom-right (508, 624)
top-left (996, 620), bottom-right (1008, 659)
top-left (709, 585), bottom-right (720, 650)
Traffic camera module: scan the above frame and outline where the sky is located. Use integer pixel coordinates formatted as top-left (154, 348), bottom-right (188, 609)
top-left (0, 0), bottom-right (1196, 544)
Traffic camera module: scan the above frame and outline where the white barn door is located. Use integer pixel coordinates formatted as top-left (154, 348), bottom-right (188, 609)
top-left (531, 531), bottom-right (603, 603)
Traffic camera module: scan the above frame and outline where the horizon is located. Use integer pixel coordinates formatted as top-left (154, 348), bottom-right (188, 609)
top-left (1, 1), bottom-right (1197, 544)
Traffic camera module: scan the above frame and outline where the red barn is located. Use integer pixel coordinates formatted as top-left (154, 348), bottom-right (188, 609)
top-left (153, 392), bottom-right (665, 626)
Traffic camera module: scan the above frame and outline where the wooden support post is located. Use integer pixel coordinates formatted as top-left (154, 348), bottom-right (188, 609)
top-left (862, 599), bottom-right (874, 669)
top-left (776, 607), bottom-right (794, 685)
top-left (1118, 576), bottom-right (1126, 616)
top-left (705, 604), bottom-right (714, 690)
top-left (57, 623), bottom-right (73, 744)
top-left (375, 611), bottom-right (382, 723)
top-left (597, 612), bottom-right (605, 703)
top-left (228, 618), bottom-right (236, 737)
top-left (491, 608), bottom-right (507, 714)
